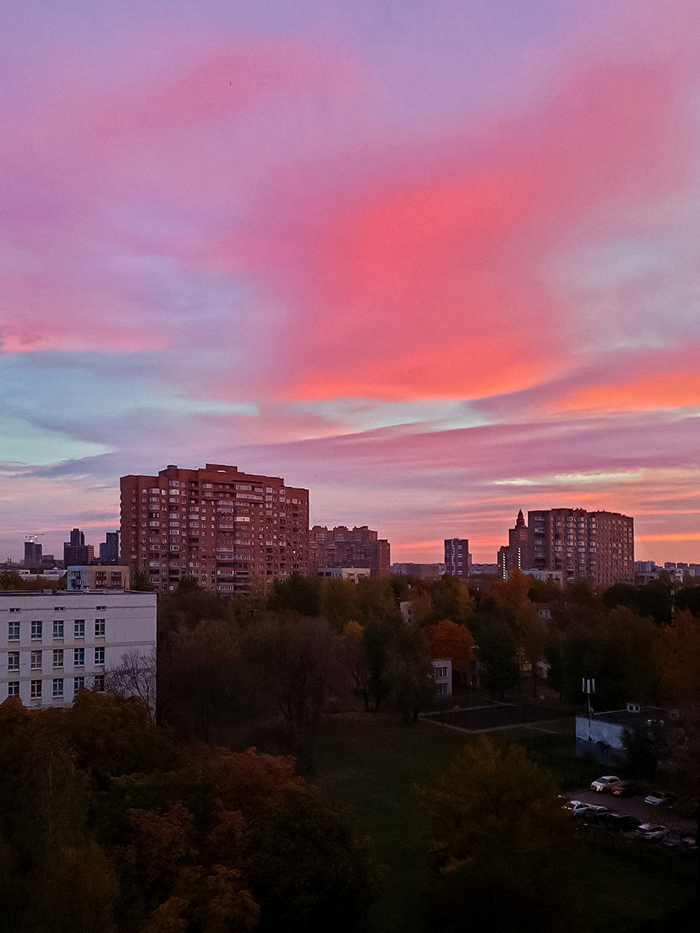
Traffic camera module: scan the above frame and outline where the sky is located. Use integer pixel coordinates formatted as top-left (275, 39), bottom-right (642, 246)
top-left (1, 0), bottom-right (700, 566)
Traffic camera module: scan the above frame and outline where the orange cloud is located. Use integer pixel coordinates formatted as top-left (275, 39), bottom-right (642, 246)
top-left (558, 371), bottom-right (700, 412)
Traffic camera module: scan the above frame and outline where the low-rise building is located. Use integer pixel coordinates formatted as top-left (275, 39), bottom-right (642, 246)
top-left (317, 567), bottom-right (371, 582)
top-left (575, 703), bottom-right (671, 764)
top-left (0, 589), bottom-right (156, 709)
top-left (432, 658), bottom-right (453, 697)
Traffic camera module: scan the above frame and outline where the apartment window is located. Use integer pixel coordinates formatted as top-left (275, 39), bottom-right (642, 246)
top-left (7, 651), bottom-right (20, 672)
top-left (74, 676), bottom-right (85, 692)
top-left (8, 620), bottom-right (19, 641)
top-left (94, 647), bottom-right (105, 665)
top-left (53, 649), bottom-right (64, 669)
top-left (31, 621), bottom-right (42, 640)
top-left (94, 674), bottom-right (105, 692)
top-left (96, 605), bottom-right (106, 611)
top-left (53, 620), bottom-right (64, 639)
top-left (7, 682), bottom-right (19, 697)
top-left (30, 680), bottom-right (42, 700)
top-left (74, 647), bottom-right (85, 667)
top-left (30, 650), bottom-right (42, 670)
top-left (52, 679), bottom-right (64, 698)
top-left (95, 619), bottom-right (105, 637)
top-left (9, 607), bottom-right (20, 613)
top-left (74, 620), bottom-right (85, 638)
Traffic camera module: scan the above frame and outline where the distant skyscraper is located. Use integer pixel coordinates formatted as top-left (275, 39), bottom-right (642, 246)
top-left (99, 531), bottom-right (120, 564)
top-left (309, 526), bottom-right (390, 577)
top-left (63, 528), bottom-right (92, 567)
top-left (444, 538), bottom-right (470, 581)
top-left (120, 463), bottom-right (309, 594)
top-left (23, 540), bottom-right (43, 567)
top-left (498, 510), bottom-right (530, 578)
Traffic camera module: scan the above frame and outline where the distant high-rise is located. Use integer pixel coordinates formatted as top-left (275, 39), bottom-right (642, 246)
top-left (528, 509), bottom-right (634, 586)
top-left (23, 540), bottom-right (43, 567)
top-left (99, 531), bottom-right (120, 564)
top-left (309, 526), bottom-right (390, 577)
top-left (63, 528), bottom-right (92, 567)
top-left (444, 538), bottom-right (470, 581)
top-left (498, 510), bottom-right (530, 578)
top-left (120, 463), bottom-right (309, 594)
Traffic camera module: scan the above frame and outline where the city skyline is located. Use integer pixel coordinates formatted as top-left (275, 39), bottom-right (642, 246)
top-left (2, 1), bottom-right (700, 565)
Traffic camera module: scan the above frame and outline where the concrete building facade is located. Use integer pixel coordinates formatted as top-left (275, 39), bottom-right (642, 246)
top-left (309, 526), bottom-right (390, 578)
top-left (120, 463), bottom-right (310, 594)
top-left (1, 589), bottom-right (156, 708)
top-left (528, 508), bottom-right (634, 586)
top-left (444, 538), bottom-right (470, 580)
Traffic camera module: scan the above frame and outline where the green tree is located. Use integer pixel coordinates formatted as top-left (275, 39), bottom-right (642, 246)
top-left (268, 573), bottom-right (320, 616)
top-left (246, 790), bottom-right (380, 933)
top-left (476, 622), bottom-right (519, 700)
top-left (423, 737), bottom-right (582, 933)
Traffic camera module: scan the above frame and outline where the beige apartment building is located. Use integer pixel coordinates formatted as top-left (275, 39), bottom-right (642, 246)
top-left (120, 463), bottom-right (309, 594)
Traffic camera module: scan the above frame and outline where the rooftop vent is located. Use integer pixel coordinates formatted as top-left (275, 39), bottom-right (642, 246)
top-left (626, 702), bottom-right (640, 713)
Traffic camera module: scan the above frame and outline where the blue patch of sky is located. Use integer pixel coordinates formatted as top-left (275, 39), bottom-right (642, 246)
top-left (296, 397), bottom-right (490, 433)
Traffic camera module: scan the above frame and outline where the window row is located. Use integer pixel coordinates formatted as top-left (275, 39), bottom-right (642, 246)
top-left (7, 619), bottom-right (105, 640)
top-left (7, 675), bottom-right (104, 699)
top-left (5, 647), bottom-right (105, 671)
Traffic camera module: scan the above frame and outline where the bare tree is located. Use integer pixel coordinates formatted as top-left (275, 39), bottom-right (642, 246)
top-left (105, 648), bottom-right (157, 723)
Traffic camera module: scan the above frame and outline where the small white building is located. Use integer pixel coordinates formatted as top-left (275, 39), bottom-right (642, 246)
top-left (317, 567), bottom-right (371, 582)
top-left (0, 589), bottom-right (156, 709)
top-left (575, 703), bottom-right (670, 764)
top-left (432, 658), bottom-right (453, 697)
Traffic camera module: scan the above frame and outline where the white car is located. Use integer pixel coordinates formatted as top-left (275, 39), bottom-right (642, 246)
top-left (591, 775), bottom-right (621, 793)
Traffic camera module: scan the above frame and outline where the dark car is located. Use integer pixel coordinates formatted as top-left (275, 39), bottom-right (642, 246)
top-left (662, 832), bottom-right (698, 855)
top-left (601, 812), bottom-right (641, 833)
top-left (576, 804), bottom-right (611, 824)
top-left (611, 780), bottom-right (640, 797)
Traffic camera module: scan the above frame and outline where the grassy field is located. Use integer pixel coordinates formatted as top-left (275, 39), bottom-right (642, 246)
top-left (313, 711), bottom-right (696, 933)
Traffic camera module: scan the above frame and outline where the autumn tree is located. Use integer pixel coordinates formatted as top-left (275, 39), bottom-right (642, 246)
top-left (423, 737), bottom-right (582, 933)
top-left (426, 619), bottom-right (475, 677)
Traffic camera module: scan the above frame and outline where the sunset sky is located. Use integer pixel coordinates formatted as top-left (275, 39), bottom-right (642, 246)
top-left (1, 0), bottom-right (700, 565)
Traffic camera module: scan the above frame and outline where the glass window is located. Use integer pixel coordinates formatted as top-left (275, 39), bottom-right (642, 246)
top-left (8, 621), bottom-right (20, 641)
top-left (7, 651), bottom-right (19, 671)
top-left (53, 620), bottom-right (64, 639)
top-left (95, 619), bottom-right (105, 637)
top-left (30, 650), bottom-right (42, 670)
top-left (53, 649), bottom-right (64, 669)
top-left (94, 647), bottom-right (105, 665)
top-left (74, 648), bottom-right (85, 667)
top-left (30, 680), bottom-right (42, 699)
top-left (7, 682), bottom-right (19, 697)
top-left (31, 621), bottom-right (42, 640)
top-left (74, 620), bottom-right (85, 638)
top-left (74, 676), bottom-right (85, 692)
top-left (52, 679), bottom-right (63, 698)
top-left (93, 674), bottom-right (105, 692)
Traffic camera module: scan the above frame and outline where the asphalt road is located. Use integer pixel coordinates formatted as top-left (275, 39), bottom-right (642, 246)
top-left (567, 788), bottom-right (697, 834)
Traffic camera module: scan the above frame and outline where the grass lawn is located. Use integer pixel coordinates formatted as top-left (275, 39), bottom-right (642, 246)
top-left (313, 711), bottom-right (697, 933)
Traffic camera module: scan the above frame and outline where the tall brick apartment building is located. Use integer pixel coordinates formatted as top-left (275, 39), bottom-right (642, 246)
top-left (309, 525), bottom-right (390, 578)
top-left (528, 508), bottom-right (634, 586)
top-left (120, 464), bottom-right (309, 594)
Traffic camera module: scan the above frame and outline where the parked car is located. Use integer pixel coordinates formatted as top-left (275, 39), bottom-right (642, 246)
top-left (591, 775), bottom-right (621, 792)
top-left (611, 780), bottom-right (640, 797)
top-left (601, 812), bottom-right (641, 833)
top-left (644, 790), bottom-right (676, 807)
top-left (562, 799), bottom-right (588, 814)
top-left (635, 823), bottom-right (669, 841)
top-left (577, 805), bottom-right (611, 824)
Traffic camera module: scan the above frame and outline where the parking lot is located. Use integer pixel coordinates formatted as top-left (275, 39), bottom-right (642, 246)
top-left (566, 787), bottom-right (697, 835)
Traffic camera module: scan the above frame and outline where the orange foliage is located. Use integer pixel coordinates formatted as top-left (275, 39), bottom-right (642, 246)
top-left (427, 619), bottom-right (475, 673)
